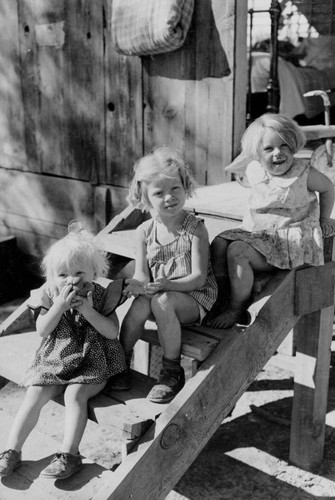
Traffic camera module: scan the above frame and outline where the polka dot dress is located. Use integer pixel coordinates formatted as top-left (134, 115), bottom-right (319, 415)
top-left (21, 283), bottom-right (126, 386)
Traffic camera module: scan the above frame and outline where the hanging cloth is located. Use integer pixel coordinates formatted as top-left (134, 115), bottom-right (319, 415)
top-left (111, 0), bottom-right (195, 56)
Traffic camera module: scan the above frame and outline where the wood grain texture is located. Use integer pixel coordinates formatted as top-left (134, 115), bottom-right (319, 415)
top-left (0, 169), bottom-right (95, 255)
top-left (290, 306), bottom-right (334, 470)
top-left (91, 270), bottom-right (302, 500)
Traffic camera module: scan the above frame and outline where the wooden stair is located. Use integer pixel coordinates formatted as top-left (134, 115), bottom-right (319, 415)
top-left (1, 199), bottom-right (335, 499)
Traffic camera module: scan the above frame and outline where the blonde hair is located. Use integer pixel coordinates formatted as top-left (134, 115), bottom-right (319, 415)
top-left (42, 221), bottom-right (109, 285)
top-left (241, 113), bottom-right (306, 159)
top-left (128, 146), bottom-right (197, 211)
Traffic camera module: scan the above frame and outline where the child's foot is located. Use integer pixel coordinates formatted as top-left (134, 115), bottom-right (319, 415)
top-left (207, 308), bottom-right (247, 329)
top-left (205, 296), bottom-right (229, 324)
top-left (108, 368), bottom-right (132, 391)
top-left (40, 451), bottom-right (82, 479)
top-left (147, 367), bottom-right (185, 403)
top-left (0, 449), bottom-right (22, 477)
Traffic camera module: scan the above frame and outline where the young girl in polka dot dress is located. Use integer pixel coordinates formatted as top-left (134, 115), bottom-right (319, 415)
top-left (0, 223), bottom-right (126, 480)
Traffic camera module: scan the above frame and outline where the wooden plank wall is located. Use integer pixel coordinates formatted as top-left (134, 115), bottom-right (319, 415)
top-left (0, 1), bottom-right (27, 171)
top-left (17, 0), bottom-right (105, 180)
top-left (0, 0), bottom-right (247, 259)
top-left (141, 0), bottom-right (243, 185)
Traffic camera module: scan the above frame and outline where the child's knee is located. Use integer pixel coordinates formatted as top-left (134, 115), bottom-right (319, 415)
top-left (151, 292), bottom-right (175, 316)
top-left (211, 235), bottom-right (228, 255)
top-left (127, 295), bottom-right (151, 318)
top-left (227, 240), bottom-right (250, 262)
top-left (64, 386), bottom-right (90, 406)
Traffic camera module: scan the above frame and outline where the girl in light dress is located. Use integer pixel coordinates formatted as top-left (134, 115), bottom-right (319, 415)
top-left (0, 224), bottom-right (126, 479)
top-left (208, 114), bottom-right (335, 329)
top-left (111, 147), bottom-right (218, 403)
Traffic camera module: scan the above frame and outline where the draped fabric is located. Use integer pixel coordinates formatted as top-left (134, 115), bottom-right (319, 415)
top-left (111, 0), bottom-right (195, 56)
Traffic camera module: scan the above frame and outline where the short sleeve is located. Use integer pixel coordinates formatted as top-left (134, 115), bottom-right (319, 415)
top-left (245, 161), bottom-right (267, 186)
top-left (100, 280), bottom-right (127, 317)
top-left (28, 286), bottom-right (50, 309)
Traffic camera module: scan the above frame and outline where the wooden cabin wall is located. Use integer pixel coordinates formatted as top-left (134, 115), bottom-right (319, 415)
top-left (0, 0), bottom-right (247, 260)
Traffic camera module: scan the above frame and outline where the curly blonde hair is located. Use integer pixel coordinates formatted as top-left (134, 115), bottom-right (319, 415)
top-left (128, 147), bottom-right (197, 211)
top-left (42, 221), bottom-right (109, 285)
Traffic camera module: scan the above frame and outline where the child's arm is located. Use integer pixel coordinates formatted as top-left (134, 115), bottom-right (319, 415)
top-left (74, 294), bottom-right (119, 339)
top-left (123, 225), bottom-right (151, 297)
top-left (36, 285), bottom-right (78, 338)
top-left (307, 167), bottom-right (335, 236)
top-left (146, 222), bottom-right (209, 294)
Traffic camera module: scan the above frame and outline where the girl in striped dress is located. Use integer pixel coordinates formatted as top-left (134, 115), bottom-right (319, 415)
top-left (111, 147), bottom-right (218, 403)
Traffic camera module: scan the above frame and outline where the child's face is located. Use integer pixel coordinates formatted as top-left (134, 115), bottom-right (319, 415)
top-left (146, 174), bottom-right (186, 217)
top-left (259, 129), bottom-right (294, 176)
top-left (53, 260), bottom-right (95, 292)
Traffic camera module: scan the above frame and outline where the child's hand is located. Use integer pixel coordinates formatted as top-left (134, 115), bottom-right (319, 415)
top-left (123, 279), bottom-right (147, 298)
top-left (72, 291), bottom-right (93, 316)
top-left (145, 276), bottom-right (170, 294)
top-left (53, 284), bottom-right (77, 312)
top-left (320, 217), bottom-right (335, 238)
top-left (145, 268), bottom-right (170, 295)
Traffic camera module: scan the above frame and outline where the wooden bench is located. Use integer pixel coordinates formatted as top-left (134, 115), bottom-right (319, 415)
top-left (1, 192), bottom-right (335, 499)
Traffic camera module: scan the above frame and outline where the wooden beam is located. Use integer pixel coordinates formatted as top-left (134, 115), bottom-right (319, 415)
top-left (0, 299), bottom-right (34, 336)
top-left (301, 125), bottom-right (335, 141)
top-left (294, 264), bottom-right (335, 316)
top-left (142, 326), bottom-right (218, 362)
top-left (92, 269), bottom-right (301, 500)
top-left (289, 305), bottom-right (334, 470)
top-left (232, 0), bottom-right (248, 156)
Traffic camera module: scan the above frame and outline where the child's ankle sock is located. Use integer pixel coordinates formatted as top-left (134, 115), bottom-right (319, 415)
top-left (162, 355), bottom-right (182, 372)
top-left (124, 352), bottom-right (132, 369)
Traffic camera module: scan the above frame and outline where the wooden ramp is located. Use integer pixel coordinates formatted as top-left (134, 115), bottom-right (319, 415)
top-left (1, 200), bottom-right (334, 499)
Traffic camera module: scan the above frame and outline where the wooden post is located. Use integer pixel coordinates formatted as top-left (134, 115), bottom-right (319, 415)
top-left (289, 262), bottom-right (335, 470)
top-left (266, 0), bottom-right (281, 113)
top-left (289, 307), bottom-right (333, 470)
top-left (92, 270), bottom-right (301, 500)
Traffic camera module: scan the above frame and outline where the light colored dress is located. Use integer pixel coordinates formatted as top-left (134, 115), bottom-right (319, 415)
top-left (140, 212), bottom-right (218, 318)
top-left (22, 283), bottom-right (126, 386)
top-left (219, 159), bottom-right (324, 269)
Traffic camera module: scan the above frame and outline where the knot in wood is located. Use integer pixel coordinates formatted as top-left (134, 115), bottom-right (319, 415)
top-left (163, 106), bottom-right (177, 119)
top-left (312, 421), bottom-right (323, 438)
top-left (160, 423), bottom-right (181, 450)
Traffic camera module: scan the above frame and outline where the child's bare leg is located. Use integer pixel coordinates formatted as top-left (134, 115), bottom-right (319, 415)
top-left (207, 236), bottom-right (231, 320)
top-left (6, 385), bottom-right (63, 451)
top-left (109, 296), bottom-right (153, 391)
top-left (40, 383), bottom-right (106, 479)
top-left (151, 291), bottom-right (199, 358)
top-left (119, 295), bottom-right (152, 357)
top-left (147, 292), bottom-right (199, 403)
top-left (61, 382), bottom-right (106, 454)
top-left (211, 235), bottom-right (229, 278)
top-left (210, 241), bottom-right (274, 328)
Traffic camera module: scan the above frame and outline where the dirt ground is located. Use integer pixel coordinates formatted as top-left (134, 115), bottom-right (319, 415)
top-left (1, 297), bottom-right (335, 499)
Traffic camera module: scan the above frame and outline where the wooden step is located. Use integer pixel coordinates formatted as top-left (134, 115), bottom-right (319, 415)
top-left (142, 321), bottom-right (219, 361)
top-left (0, 329), bottom-right (165, 440)
top-left (99, 230), bottom-right (136, 259)
top-left (96, 203), bottom-right (244, 264)
top-left (98, 213), bottom-right (241, 261)
top-left (0, 321), bottom-right (218, 444)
